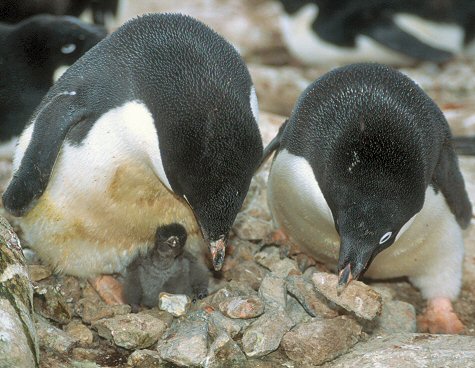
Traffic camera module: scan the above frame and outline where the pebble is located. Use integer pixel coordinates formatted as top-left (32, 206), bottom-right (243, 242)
top-left (36, 315), bottom-right (79, 354)
top-left (206, 333), bottom-right (247, 368)
top-left (258, 274), bottom-right (287, 310)
top-left (286, 275), bottom-right (338, 318)
top-left (312, 272), bottom-right (382, 320)
top-left (75, 297), bottom-right (131, 324)
top-left (224, 260), bottom-right (268, 291)
top-left (207, 281), bottom-right (258, 308)
top-left (28, 264), bottom-right (52, 281)
top-left (92, 313), bottom-right (166, 350)
top-left (233, 212), bottom-right (273, 240)
top-left (286, 294), bottom-right (312, 325)
top-left (208, 311), bottom-right (249, 338)
top-left (281, 316), bottom-right (363, 366)
top-left (218, 296), bottom-right (265, 319)
top-left (158, 293), bottom-right (191, 317)
top-left (127, 349), bottom-right (163, 368)
top-left (269, 258), bottom-right (301, 277)
top-left (33, 284), bottom-right (72, 324)
top-left (255, 246), bottom-right (281, 270)
top-left (64, 320), bottom-right (94, 345)
top-left (242, 309), bottom-right (294, 357)
top-left (373, 300), bottom-right (417, 334)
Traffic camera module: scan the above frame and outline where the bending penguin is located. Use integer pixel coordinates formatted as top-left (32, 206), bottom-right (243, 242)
top-left (2, 13), bottom-right (263, 303)
top-left (0, 14), bottom-right (107, 158)
top-left (266, 63), bottom-right (472, 334)
top-left (277, 0), bottom-right (464, 65)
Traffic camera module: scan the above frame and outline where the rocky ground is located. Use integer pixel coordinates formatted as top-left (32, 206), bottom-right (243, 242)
top-left (1, 0), bottom-right (475, 367)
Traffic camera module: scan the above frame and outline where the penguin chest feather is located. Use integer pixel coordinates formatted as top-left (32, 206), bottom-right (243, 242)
top-left (15, 101), bottom-right (200, 277)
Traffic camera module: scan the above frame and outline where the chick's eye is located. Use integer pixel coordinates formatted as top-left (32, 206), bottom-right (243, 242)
top-left (61, 43), bottom-right (76, 54)
top-left (379, 231), bottom-right (392, 244)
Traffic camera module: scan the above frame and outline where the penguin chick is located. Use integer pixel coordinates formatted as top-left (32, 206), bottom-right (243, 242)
top-left (2, 14), bottom-right (263, 303)
top-left (277, 0), bottom-right (462, 65)
top-left (0, 14), bottom-right (107, 157)
top-left (266, 63), bottom-right (472, 334)
top-left (123, 223), bottom-right (209, 311)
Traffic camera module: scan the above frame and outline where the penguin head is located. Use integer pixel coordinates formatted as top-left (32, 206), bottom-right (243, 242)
top-left (12, 14), bottom-right (107, 72)
top-left (153, 223), bottom-right (188, 260)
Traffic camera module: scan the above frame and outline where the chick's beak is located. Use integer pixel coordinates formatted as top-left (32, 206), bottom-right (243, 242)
top-left (210, 238), bottom-right (226, 271)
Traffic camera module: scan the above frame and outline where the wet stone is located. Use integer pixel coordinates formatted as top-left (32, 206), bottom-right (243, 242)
top-left (28, 264), bottom-right (52, 281)
top-left (224, 260), bottom-right (268, 291)
top-left (34, 284), bottom-right (72, 324)
top-left (64, 320), bottom-right (94, 345)
top-left (258, 274), bottom-right (287, 310)
top-left (92, 313), bottom-right (166, 350)
top-left (373, 300), bottom-right (417, 334)
top-left (281, 316), bottom-right (363, 366)
top-left (158, 315), bottom-right (208, 367)
top-left (242, 309), bottom-right (294, 358)
top-left (158, 292), bottom-right (191, 317)
top-left (218, 296), bottom-right (265, 319)
top-left (127, 349), bottom-right (163, 368)
top-left (312, 272), bottom-right (382, 320)
top-left (36, 315), bottom-right (79, 354)
top-left (75, 297), bottom-right (131, 324)
top-left (286, 275), bottom-right (338, 318)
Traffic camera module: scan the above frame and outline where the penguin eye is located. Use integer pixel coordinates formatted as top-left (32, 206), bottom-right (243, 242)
top-left (379, 232), bottom-right (392, 244)
top-left (61, 43), bottom-right (77, 54)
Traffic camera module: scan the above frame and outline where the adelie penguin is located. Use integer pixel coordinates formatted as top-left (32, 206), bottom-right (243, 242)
top-left (265, 63), bottom-right (472, 334)
top-left (0, 14), bottom-right (107, 158)
top-left (277, 0), bottom-right (470, 65)
top-left (2, 13), bottom-right (263, 304)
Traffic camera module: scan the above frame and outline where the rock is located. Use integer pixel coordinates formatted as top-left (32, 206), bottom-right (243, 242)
top-left (269, 258), bottom-right (300, 277)
top-left (158, 313), bottom-right (208, 367)
top-left (312, 272), bottom-right (382, 320)
top-left (71, 347), bottom-right (102, 362)
top-left (128, 349), bottom-right (163, 367)
top-left (242, 309), bottom-right (294, 358)
top-left (36, 315), bottom-right (79, 354)
top-left (370, 284), bottom-right (396, 303)
top-left (75, 297), bottom-right (131, 324)
top-left (207, 333), bottom-right (247, 367)
top-left (233, 212), bottom-right (273, 240)
top-left (286, 295), bottom-right (312, 325)
top-left (92, 313), bottom-right (166, 350)
top-left (28, 264), bottom-right (52, 281)
top-left (138, 308), bottom-right (174, 328)
top-left (224, 260), bottom-right (268, 290)
top-left (0, 216), bottom-right (39, 367)
top-left (258, 274), bottom-right (287, 310)
top-left (324, 333), bottom-right (475, 367)
top-left (158, 293), bottom-right (191, 317)
top-left (373, 300), bottom-right (417, 334)
top-left (208, 311), bottom-right (249, 338)
top-left (255, 246), bottom-right (280, 270)
top-left (207, 281), bottom-right (258, 308)
top-left (218, 296), bottom-right (265, 319)
top-left (64, 320), bottom-right (94, 345)
top-left (286, 275), bottom-right (338, 318)
top-left (281, 316), bottom-right (363, 366)
top-left (33, 284), bottom-right (72, 324)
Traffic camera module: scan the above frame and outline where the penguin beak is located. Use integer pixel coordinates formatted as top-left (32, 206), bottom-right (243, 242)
top-left (337, 263), bottom-right (353, 292)
top-left (209, 238), bottom-right (226, 271)
top-left (337, 241), bottom-right (375, 292)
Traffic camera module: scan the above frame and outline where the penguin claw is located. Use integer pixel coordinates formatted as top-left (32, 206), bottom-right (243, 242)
top-left (89, 275), bottom-right (125, 305)
top-left (417, 297), bottom-right (464, 334)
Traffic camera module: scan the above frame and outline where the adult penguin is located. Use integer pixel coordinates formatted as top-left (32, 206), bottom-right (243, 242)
top-left (2, 13), bottom-right (263, 303)
top-left (265, 63), bottom-right (472, 334)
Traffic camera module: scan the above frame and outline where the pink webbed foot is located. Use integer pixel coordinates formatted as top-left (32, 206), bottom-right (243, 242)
top-left (417, 297), bottom-right (464, 334)
top-left (89, 275), bottom-right (125, 305)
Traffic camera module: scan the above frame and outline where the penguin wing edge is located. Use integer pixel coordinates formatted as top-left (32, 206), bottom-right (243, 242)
top-left (258, 119), bottom-right (288, 169)
top-left (432, 144), bottom-right (473, 229)
top-left (2, 92), bottom-right (86, 217)
top-left (452, 136), bottom-right (475, 156)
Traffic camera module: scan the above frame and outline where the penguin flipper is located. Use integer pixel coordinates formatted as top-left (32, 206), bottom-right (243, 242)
top-left (362, 17), bottom-right (454, 63)
top-left (259, 119), bottom-right (288, 169)
top-left (452, 136), bottom-right (475, 156)
top-left (2, 92), bottom-right (86, 217)
top-left (432, 143), bottom-right (473, 229)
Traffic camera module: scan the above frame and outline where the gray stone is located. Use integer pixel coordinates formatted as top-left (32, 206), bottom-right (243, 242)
top-left (139, 308), bottom-right (174, 328)
top-left (64, 320), bottom-right (94, 345)
top-left (71, 347), bottom-right (102, 362)
top-left (158, 316), bottom-right (208, 367)
top-left (269, 258), bottom-right (300, 277)
top-left (255, 246), bottom-right (280, 270)
top-left (312, 272), bottom-right (382, 320)
top-left (75, 297), bottom-right (131, 324)
top-left (92, 313), bottom-right (166, 349)
top-left (242, 309), bottom-right (294, 358)
top-left (224, 260), bottom-right (268, 291)
top-left (208, 311), bottom-right (249, 339)
top-left (128, 349), bottom-right (163, 367)
top-left (158, 293), bottom-right (191, 317)
top-left (28, 264), bottom-right (52, 281)
top-left (33, 284), bottom-right (72, 324)
top-left (0, 216), bottom-right (39, 367)
top-left (323, 333), bottom-right (475, 368)
top-left (286, 275), bottom-right (338, 318)
top-left (206, 333), bottom-right (247, 367)
top-left (36, 315), bottom-right (79, 354)
top-left (373, 300), bottom-right (417, 334)
top-left (286, 295), bottom-right (312, 325)
top-left (258, 274), bottom-right (287, 310)
top-left (233, 212), bottom-right (273, 240)
top-left (370, 284), bottom-right (396, 303)
top-left (218, 296), bottom-right (265, 319)
top-left (281, 316), bottom-right (363, 366)
top-left (207, 281), bottom-right (258, 308)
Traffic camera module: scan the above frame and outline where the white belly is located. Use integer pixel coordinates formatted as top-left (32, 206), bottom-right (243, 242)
top-left (267, 149), bottom-right (464, 291)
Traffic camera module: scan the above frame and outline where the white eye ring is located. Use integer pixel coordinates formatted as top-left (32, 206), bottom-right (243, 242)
top-left (61, 43), bottom-right (77, 54)
top-left (379, 232), bottom-right (392, 244)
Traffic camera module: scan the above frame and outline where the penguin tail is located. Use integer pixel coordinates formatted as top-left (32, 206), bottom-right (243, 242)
top-left (2, 91), bottom-right (86, 217)
top-left (452, 136), bottom-right (475, 156)
top-left (257, 119), bottom-right (288, 170)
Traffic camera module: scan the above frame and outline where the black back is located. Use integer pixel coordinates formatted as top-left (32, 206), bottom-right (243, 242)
top-left (0, 15), bottom-right (106, 141)
top-left (3, 14), bottom-right (263, 244)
